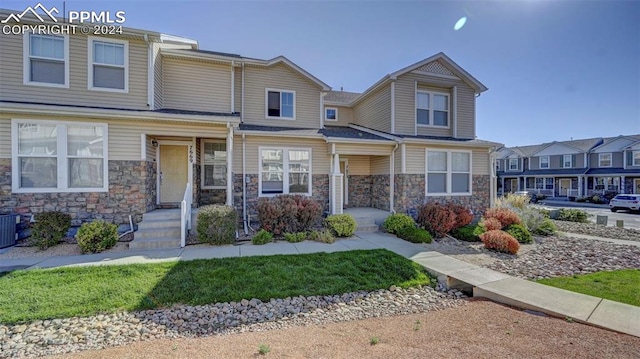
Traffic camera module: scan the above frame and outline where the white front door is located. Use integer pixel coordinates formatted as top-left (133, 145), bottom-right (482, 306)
top-left (559, 179), bottom-right (571, 197)
top-left (635, 179), bottom-right (640, 194)
top-left (510, 179), bottom-right (518, 192)
top-left (159, 144), bottom-right (188, 203)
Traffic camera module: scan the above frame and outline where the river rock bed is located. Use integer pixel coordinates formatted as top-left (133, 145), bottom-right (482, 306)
top-left (552, 220), bottom-right (640, 241)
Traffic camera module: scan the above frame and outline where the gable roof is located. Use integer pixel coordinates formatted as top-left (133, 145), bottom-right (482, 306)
top-left (324, 91), bottom-right (361, 105)
top-left (592, 134), bottom-right (640, 152)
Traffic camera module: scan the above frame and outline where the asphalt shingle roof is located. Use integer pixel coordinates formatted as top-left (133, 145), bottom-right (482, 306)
top-left (586, 168), bottom-right (640, 175)
top-left (324, 91), bottom-right (361, 104)
top-left (520, 168), bottom-right (588, 176)
top-left (320, 126), bottom-right (392, 141)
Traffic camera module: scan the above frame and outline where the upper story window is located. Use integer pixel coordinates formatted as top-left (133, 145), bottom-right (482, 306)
top-left (416, 91), bottom-right (449, 127)
top-left (201, 140), bottom-right (227, 189)
top-left (598, 153), bottom-right (612, 167)
top-left (12, 119), bottom-right (108, 193)
top-left (88, 37), bottom-right (128, 92)
top-left (425, 150), bottom-right (471, 195)
top-left (260, 147), bottom-right (311, 196)
top-left (539, 156), bottom-right (549, 169)
top-left (562, 154), bottom-right (572, 168)
top-left (23, 33), bottom-right (69, 87)
top-left (266, 89), bottom-right (295, 120)
top-left (633, 151), bottom-right (640, 166)
top-left (508, 158), bottom-right (518, 171)
top-left (325, 107), bottom-right (338, 122)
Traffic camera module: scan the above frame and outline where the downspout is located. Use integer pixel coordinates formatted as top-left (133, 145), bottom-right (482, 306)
top-left (489, 147), bottom-right (497, 208)
top-left (145, 34), bottom-right (154, 109)
top-left (390, 143), bottom-right (398, 213)
top-left (242, 133), bottom-right (248, 234)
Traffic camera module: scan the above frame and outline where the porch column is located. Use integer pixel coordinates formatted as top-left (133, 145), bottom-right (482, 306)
top-left (330, 153), bottom-right (343, 215)
top-left (226, 126), bottom-right (234, 206)
top-left (578, 176), bottom-right (582, 197)
top-left (621, 176), bottom-right (625, 193)
top-left (389, 152), bottom-right (395, 213)
top-left (501, 177), bottom-right (505, 196)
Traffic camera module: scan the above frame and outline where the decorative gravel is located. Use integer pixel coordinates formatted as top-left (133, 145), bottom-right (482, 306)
top-left (552, 220), bottom-right (640, 241)
top-left (0, 286), bottom-right (466, 358)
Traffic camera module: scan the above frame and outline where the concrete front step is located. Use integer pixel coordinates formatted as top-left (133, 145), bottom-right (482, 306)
top-left (356, 224), bottom-right (379, 232)
top-left (135, 228), bottom-right (181, 239)
top-left (137, 219), bottom-right (181, 230)
top-left (142, 209), bottom-right (181, 221)
top-left (129, 237), bottom-right (181, 249)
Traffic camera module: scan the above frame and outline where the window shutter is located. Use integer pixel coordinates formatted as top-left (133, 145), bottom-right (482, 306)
top-left (627, 151), bottom-right (633, 166)
top-left (572, 154), bottom-right (576, 168)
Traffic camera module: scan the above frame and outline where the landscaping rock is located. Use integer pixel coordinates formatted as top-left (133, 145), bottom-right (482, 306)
top-left (552, 220), bottom-right (640, 242)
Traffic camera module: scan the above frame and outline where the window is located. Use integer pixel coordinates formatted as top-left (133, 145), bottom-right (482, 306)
top-left (266, 89), bottom-right (295, 119)
top-left (599, 153), bottom-right (612, 167)
top-left (425, 150), bottom-right (471, 195)
top-left (201, 140), bottom-right (226, 188)
top-left (12, 120), bottom-right (108, 192)
top-left (325, 107), bottom-right (338, 121)
top-left (634, 151), bottom-right (640, 166)
top-left (535, 177), bottom-right (554, 190)
top-left (88, 37), bottom-right (128, 92)
top-left (539, 156), bottom-right (549, 169)
top-left (508, 158), bottom-right (518, 171)
top-left (416, 91), bottom-right (449, 127)
top-left (260, 147), bottom-right (311, 195)
top-left (23, 33), bottom-right (68, 87)
top-left (563, 154), bottom-right (572, 168)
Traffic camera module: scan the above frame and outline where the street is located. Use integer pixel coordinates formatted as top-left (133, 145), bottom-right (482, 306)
top-left (537, 202), bottom-right (640, 230)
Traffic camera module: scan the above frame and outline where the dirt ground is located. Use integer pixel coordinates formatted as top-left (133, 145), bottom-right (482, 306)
top-left (52, 300), bottom-right (640, 359)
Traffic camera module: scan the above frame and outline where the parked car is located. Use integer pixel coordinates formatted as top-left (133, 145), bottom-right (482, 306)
top-left (513, 191), bottom-right (538, 204)
top-left (609, 194), bottom-right (640, 213)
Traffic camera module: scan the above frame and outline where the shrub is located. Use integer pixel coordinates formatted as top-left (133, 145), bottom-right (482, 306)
top-left (556, 208), bottom-right (589, 223)
top-left (76, 220), bottom-right (118, 253)
top-left (284, 232), bottom-right (307, 243)
top-left (416, 203), bottom-right (456, 238)
top-left (447, 204), bottom-right (473, 229)
top-left (308, 229), bottom-right (336, 244)
top-left (257, 195), bottom-right (322, 235)
top-left (30, 211), bottom-right (71, 250)
top-left (196, 205), bottom-right (238, 245)
top-left (325, 214), bottom-right (357, 237)
top-left (534, 218), bottom-right (557, 236)
top-left (480, 230), bottom-right (520, 254)
top-left (484, 207), bottom-right (521, 227)
top-left (397, 226), bottom-right (433, 243)
top-left (451, 224), bottom-right (481, 242)
top-left (480, 217), bottom-right (503, 231)
top-left (512, 206), bottom-right (546, 235)
top-left (504, 223), bottom-right (533, 244)
top-left (382, 213), bottom-right (415, 235)
top-left (252, 229), bottom-right (273, 245)
top-left (495, 193), bottom-right (529, 210)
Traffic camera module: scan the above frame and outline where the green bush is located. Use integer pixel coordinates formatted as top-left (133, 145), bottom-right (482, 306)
top-left (284, 232), bottom-right (307, 243)
top-left (397, 226), bottom-right (432, 243)
top-left (557, 208), bottom-right (589, 223)
top-left (308, 229), bottom-right (336, 244)
top-left (196, 205), bottom-right (238, 245)
top-left (382, 213), bottom-right (415, 235)
top-left (451, 224), bottom-right (481, 242)
top-left (534, 218), bottom-right (557, 236)
top-left (504, 223), bottom-right (533, 244)
top-left (30, 211), bottom-right (71, 249)
top-left (325, 214), bottom-right (357, 237)
top-left (76, 220), bottom-right (118, 253)
top-left (252, 229), bottom-right (273, 245)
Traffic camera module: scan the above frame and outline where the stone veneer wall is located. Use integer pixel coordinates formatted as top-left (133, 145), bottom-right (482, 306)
top-left (394, 174), bottom-right (490, 216)
top-left (347, 175), bottom-right (372, 208)
top-left (0, 159), bottom-right (156, 227)
top-left (371, 175), bottom-right (390, 211)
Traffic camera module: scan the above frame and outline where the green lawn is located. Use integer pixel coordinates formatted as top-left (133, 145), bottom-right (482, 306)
top-left (537, 269), bottom-right (640, 307)
top-left (0, 249), bottom-right (431, 324)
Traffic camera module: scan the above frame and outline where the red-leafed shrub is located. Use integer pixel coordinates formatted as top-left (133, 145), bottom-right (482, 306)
top-left (417, 203), bottom-right (457, 238)
top-left (257, 195), bottom-right (322, 235)
top-left (484, 207), bottom-right (521, 228)
top-left (480, 230), bottom-right (520, 255)
top-left (447, 204), bottom-right (473, 229)
top-left (482, 217), bottom-right (503, 231)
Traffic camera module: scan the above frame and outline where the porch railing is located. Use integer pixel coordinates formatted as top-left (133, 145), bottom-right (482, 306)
top-left (180, 182), bottom-right (192, 248)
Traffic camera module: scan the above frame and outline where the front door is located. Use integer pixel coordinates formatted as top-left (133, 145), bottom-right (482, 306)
top-left (635, 179), bottom-right (640, 194)
top-left (559, 179), bottom-right (571, 197)
top-left (340, 160), bottom-right (348, 207)
top-left (510, 179), bottom-right (518, 192)
top-left (159, 145), bottom-right (188, 203)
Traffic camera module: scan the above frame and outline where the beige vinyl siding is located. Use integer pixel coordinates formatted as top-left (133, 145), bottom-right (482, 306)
top-left (153, 43), bottom-right (163, 109)
top-left (403, 145), bottom-right (489, 175)
top-left (394, 72), bottom-right (476, 138)
top-left (342, 155), bottom-right (370, 175)
top-left (234, 66), bottom-right (242, 114)
top-left (370, 156), bottom-right (389, 175)
top-left (333, 143), bottom-right (394, 156)
top-left (395, 147), bottom-right (402, 174)
top-left (404, 145), bottom-right (427, 174)
top-left (242, 63), bottom-right (321, 128)
top-left (0, 32), bottom-right (148, 110)
top-left (472, 149), bottom-right (489, 175)
top-left (232, 136), bottom-right (329, 174)
top-left (162, 58), bottom-right (231, 113)
top-left (0, 119), bottom-right (10, 158)
top-left (324, 105), bottom-right (353, 127)
top-left (145, 135), bottom-right (156, 161)
top-left (353, 84), bottom-right (391, 133)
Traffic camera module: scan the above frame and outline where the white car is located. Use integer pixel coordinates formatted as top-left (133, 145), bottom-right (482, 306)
top-left (609, 194), bottom-right (640, 213)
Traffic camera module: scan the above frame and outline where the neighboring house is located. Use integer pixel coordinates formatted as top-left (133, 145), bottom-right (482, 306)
top-left (496, 135), bottom-right (640, 198)
top-left (0, 10), bottom-right (499, 243)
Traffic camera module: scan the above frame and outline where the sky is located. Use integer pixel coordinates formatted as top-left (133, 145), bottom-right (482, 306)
top-left (4, 0), bottom-right (640, 147)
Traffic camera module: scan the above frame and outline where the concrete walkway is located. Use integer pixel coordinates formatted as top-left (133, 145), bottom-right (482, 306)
top-left (0, 231), bottom-right (638, 337)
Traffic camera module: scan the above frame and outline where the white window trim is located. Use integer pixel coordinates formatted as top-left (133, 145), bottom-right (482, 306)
top-left (325, 107), bottom-right (338, 122)
top-left (87, 36), bottom-right (129, 93)
top-left (415, 90), bottom-right (450, 128)
top-left (11, 119), bottom-right (109, 193)
top-left (508, 158), bottom-right (518, 171)
top-left (563, 154), bottom-right (573, 168)
top-left (598, 153), bottom-right (612, 167)
top-left (23, 33), bottom-right (70, 88)
top-left (424, 149), bottom-right (472, 196)
top-left (200, 139), bottom-right (227, 190)
top-left (633, 151), bottom-right (640, 166)
top-left (265, 88), bottom-right (296, 120)
top-left (258, 146), bottom-right (312, 197)
top-left (539, 156), bottom-right (549, 169)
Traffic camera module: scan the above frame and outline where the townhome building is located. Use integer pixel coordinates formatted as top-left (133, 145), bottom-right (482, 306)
top-left (1, 10), bottom-right (499, 247)
top-left (496, 135), bottom-right (640, 198)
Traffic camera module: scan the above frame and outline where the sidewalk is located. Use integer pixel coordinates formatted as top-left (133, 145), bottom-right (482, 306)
top-left (0, 231), bottom-right (638, 337)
